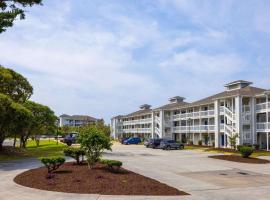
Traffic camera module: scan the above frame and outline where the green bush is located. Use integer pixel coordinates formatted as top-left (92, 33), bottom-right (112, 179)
top-left (77, 127), bottom-right (112, 169)
top-left (100, 159), bottom-right (122, 171)
top-left (237, 145), bottom-right (244, 151)
top-left (212, 141), bottom-right (215, 147)
top-left (239, 146), bottom-right (253, 158)
top-left (198, 140), bottom-right (202, 146)
top-left (40, 156), bottom-right (65, 173)
top-left (253, 144), bottom-right (260, 150)
top-left (63, 148), bottom-right (85, 164)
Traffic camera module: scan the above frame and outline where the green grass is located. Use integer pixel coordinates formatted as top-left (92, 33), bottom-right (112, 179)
top-left (184, 145), bottom-right (210, 150)
top-left (0, 140), bottom-right (67, 161)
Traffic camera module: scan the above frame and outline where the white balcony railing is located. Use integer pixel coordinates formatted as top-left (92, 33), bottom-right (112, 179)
top-left (172, 110), bottom-right (215, 120)
top-left (257, 122), bottom-right (270, 132)
top-left (172, 125), bottom-right (215, 133)
top-left (256, 103), bottom-right (267, 112)
top-left (123, 128), bottom-right (151, 133)
top-left (123, 118), bottom-right (152, 125)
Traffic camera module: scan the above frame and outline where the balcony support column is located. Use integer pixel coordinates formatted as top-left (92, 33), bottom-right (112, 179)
top-left (235, 96), bottom-right (242, 145)
top-left (214, 100), bottom-right (220, 148)
top-left (151, 112), bottom-right (154, 139)
top-left (267, 132), bottom-right (269, 151)
top-left (251, 97), bottom-right (256, 145)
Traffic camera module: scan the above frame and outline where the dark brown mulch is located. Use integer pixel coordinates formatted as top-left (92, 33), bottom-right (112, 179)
top-left (209, 155), bottom-right (270, 164)
top-left (14, 162), bottom-right (188, 196)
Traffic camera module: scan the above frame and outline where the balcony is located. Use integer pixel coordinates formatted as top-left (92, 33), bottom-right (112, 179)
top-left (122, 118), bottom-right (152, 125)
top-left (257, 122), bottom-right (270, 132)
top-left (172, 125), bottom-right (215, 133)
top-left (256, 102), bottom-right (270, 112)
top-left (123, 128), bottom-right (151, 134)
top-left (172, 110), bottom-right (215, 120)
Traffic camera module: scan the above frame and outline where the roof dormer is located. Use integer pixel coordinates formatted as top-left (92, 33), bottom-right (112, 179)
top-left (139, 104), bottom-right (151, 110)
top-left (224, 80), bottom-right (252, 91)
top-left (169, 96), bottom-right (185, 103)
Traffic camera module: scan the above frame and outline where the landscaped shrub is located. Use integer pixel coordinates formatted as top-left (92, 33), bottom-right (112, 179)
top-left (77, 127), bottom-right (112, 169)
top-left (198, 140), bottom-right (202, 146)
top-left (188, 141), bottom-right (193, 145)
top-left (40, 156), bottom-right (65, 173)
top-left (253, 144), bottom-right (260, 150)
top-left (63, 148), bottom-right (85, 165)
top-left (203, 134), bottom-right (209, 145)
top-left (100, 159), bottom-right (122, 171)
top-left (212, 141), bottom-right (215, 147)
top-left (237, 145), bottom-right (244, 151)
top-left (239, 146), bottom-right (253, 158)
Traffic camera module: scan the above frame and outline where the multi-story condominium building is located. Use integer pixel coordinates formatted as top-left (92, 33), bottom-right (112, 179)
top-left (59, 114), bottom-right (99, 127)
top-left (111, 80), bottom-right (270, 150)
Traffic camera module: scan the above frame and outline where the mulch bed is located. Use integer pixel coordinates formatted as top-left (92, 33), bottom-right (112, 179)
top-left (209, 155), bottom-right (270, 164)
top-left (14, 162), bottom-right (188, 196)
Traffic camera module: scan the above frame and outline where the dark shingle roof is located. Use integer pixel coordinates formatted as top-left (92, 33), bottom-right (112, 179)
top-left (154, 101), bottom-right (190, 111)
top-left (124, 109), bottom-right (152, 117)
top-left (60, 114), bottom-right (98, 121)
top-left (185, 86), bottom-right (266, 108)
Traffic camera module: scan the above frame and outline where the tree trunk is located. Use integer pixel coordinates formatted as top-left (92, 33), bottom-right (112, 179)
top-left (13, 134), bottom-right (17, 147)
top-left (0, 137), bottom-right (4, 151)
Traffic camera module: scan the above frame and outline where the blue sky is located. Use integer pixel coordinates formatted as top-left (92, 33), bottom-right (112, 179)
top-left (1, 0), bottom-right (270, 123)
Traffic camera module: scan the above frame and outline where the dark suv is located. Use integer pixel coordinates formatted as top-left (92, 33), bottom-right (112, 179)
top-left (64, 133), bottom-right (78, 146)
top-left (144, 139), bottom-right (162, 148)
top-left (160, 140), bottom-right (184, 150)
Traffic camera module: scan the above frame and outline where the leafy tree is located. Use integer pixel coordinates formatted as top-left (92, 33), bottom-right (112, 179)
top-left (0, 0), bottom-right (42, 33)
top-left (0, 66), bottom-right (33, 103)
top-left (20, 100), bottom-right (57, 148)
top-left (77, 126), bottom-right (112, 169)
top-left (228, 133), bottom-right (239, 150)
top-left (96, 119), bottom-right (111, 137)
top-left (10, 101), bottom-right (33, 147)
top-left (0, 93), bottom-right (32, 150)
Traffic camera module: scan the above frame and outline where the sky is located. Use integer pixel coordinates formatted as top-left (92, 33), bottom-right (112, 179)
top-left (1, 0), bottom-right (270, 123)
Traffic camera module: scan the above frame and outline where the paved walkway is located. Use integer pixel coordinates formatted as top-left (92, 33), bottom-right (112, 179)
top-left (1, 144), bottom-right (270, 200)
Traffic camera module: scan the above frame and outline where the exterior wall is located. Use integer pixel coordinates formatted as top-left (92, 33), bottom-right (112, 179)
top-left (59, 116), bottom-right (97, 127)
top-left (111, 90), bottom-right (270, 150)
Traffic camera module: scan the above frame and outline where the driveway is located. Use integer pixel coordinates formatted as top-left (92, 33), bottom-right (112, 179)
top-left (1, 144), bottom-right (270, 200)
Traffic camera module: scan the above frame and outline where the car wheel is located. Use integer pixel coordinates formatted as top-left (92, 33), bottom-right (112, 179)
top-left (166, 146), bottom-right (171, 150)
top-left (67, 141), bottom-right (72, 146)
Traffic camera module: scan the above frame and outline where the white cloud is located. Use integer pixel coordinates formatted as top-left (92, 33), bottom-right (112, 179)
top-left (159, 49), bottom-right (245, 76)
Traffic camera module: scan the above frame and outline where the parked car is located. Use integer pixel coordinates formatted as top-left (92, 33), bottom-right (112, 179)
top-left (123, 137), bottom-right (141, 145)
top-left (120, 137), bottom-right (129, 144)
top-left (160, 140), bottom-right (184, 150)
top-left (144, 139), bottom-right (162, 148)
top-left (64, 132), bottom-right (78, 146)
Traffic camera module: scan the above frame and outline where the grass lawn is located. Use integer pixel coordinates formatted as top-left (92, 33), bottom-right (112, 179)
top-left (0, 140), bottom-right (67, 161)
top-left (204, 147), bottom-right (270, 158)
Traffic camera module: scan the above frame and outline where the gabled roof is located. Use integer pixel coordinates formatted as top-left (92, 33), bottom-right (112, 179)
top-left (124, 109), bottom-right (152, 118)
top-left (60, 114), bottom-right (98, 121)
top-left (154, 101), bottom-right (190, 111)
top-left (183, 86), bottom-right (266, 108)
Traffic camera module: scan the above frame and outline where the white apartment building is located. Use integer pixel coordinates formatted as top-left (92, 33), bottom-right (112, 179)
top-left (111, 80), bottom-right (270, 150)
top-left (59, 114), bottom-right (99, 127)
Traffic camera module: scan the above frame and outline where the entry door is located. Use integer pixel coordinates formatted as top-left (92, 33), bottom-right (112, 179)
top-left (221, 134), bottom-right (225, 146)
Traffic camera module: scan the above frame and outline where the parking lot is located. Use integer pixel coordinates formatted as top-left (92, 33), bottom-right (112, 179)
top-left (104, 143), bottom-right (270, 200)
